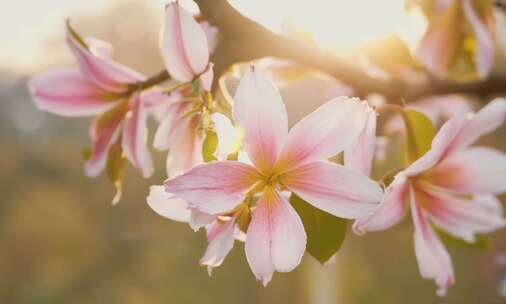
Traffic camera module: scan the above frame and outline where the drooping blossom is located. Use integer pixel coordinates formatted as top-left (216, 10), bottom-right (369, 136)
top-left (163, 67), bottom-right (383, 285)
top-left (28, 23), bottom-right (153, 180)
top-left (354, 98), bottom-right (506, 296)
top-left (415, 0), bottom-right (496, 79)
top-left (160, 1), bottom-right (210, 83)
top-left (384, 94), bottom-right (475, 134)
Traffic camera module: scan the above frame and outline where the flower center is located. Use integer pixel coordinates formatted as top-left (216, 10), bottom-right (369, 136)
top-left (264, 173), bottom-right (280, 188)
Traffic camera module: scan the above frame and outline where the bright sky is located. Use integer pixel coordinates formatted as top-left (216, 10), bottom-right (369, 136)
top-left (0, 0), bottom-right (425, 73)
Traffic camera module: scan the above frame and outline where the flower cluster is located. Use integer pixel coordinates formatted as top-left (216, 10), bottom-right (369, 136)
top-left (28, 0), bottom-right (506, 296)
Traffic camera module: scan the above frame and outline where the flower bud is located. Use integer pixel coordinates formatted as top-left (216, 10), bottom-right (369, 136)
top-left (160, 2), bottom-right (210, 82)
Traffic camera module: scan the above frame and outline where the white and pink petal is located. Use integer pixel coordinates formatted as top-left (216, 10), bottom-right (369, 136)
top-left (146, 185), bottom-right (191, 222)
top-left (426, 146), bottom-right (506, 195)
top-left (164, 161), bottom-right (259, 214)
top-left (122, 93), bottom-right (154, 178)
top-left (28, 68), bottom-right (116, 117)
top-left (160, 2), bottom-right (209, 82)
top-left (200, 218), bottom-right (237, 274)
top-left (353, 173), bottom-right (409, 234)
top-left (233, 67), bottom-right (288, 174)
top-left (281, 161), bottom-right (383, 219)
top-left (67, 31), bottom-right (144, 92)
top-left (277, 97), bottom-right (370, 171)
top-left (245, 188), bottom-right (306, 285)
top-left (410, 189), bottom-right (455, 297)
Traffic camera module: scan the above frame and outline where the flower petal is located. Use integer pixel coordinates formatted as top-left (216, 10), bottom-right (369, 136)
top-left (462, 0), bottom-right (494, 79)
top-left (199, 63), bottom-right (214, 92)
top-left (142, 89), bottom-right (186, 122)
top-left (415, 182), bottom-right (506, 243)
top-left (200, 20), bottom-right (218, 54)
top-left (245, 188), bottom-right (306, 285)
top-left (450, 98), bottom-right (506, 151)
top-left (415, 0), bottom-right (459, 78)
top-left (122, 93), bottom-right (153, 178)
top-left (160, 2), bottom-right (209, 82)
top-left (405, 111), bottom-right (467, 176)
top-left (146, 185), bottom-right (191, 222)
top-left (85, 100), bottom-right (128, 177)
top-left (85, 37), bottom-right (114, 59)
top-left (233, 67), bottom-right (288, 174)
top-left (281, 161), bottom-right (383, 219)
top-left (353, 173), bottom-right (409, 234)
top-left (410, 188), bottom-right (455, 297)
top-left (67, 32), bottom-right (144, 92)
top-left (344, 106), bottom-right (377, 175)
top-left (277, 97), bottom-right (369, 171)
top-left (165, 115), bottom-right (204, 177)
top-left (164, 161), bottom-right (259, 214)
top-left (426, 146), bottom-right (506, 195)
top-left (28, 68), bottom-right (115, 117)
top-left (212, 112), bottom-right (241, 160)
top-left (153, 101), bottom-right (193, 150)
top-left (200, 218), bottom-right (236, 273)
top-left (189, 209), bottom-right (217, 232)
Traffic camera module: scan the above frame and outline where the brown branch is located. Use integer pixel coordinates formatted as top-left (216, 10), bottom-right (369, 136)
top-left (195, 0), bottom-right (506, 101)
top-left (138, 70), bottom-right (170, 90)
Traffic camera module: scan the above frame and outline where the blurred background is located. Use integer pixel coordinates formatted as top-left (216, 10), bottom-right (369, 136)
top-left (1, 0), bottom-right (505, 303)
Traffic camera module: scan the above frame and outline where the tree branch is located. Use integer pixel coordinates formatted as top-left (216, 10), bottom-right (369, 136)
top-left (195, 0), bottom-right (506, 101)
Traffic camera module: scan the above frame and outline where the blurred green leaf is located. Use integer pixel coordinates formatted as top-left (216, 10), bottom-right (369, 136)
top-left (290, 193), bottom-right (347, 264)
top-left (202, 130), bottom-right (218, 162)
top-left (402, 109), bottom-right (435, 164)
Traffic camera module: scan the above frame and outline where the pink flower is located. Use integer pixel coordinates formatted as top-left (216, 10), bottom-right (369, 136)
top-left (28, 25), bottom-right (153, 178)
top-left (354, 98), bottom-right (506, 296)
top-left (416, 0), bottom-right (495, 79)
top-left (160, 1), bottom-right (210, 83)
top-left (163, 67), bottom-right (383, 285)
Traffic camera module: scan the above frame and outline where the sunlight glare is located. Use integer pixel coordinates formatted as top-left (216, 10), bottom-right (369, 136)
top-left (229, 0), bottom-right (426, 51)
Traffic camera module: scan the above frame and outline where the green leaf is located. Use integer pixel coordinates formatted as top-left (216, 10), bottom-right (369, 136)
top-left (290, 193), bottom-right (347, 264)
top-left (192, 79), bottom-right (201, 97)
top-left (202, 130), bottom-right (218, 162)
top-left (401, 109), bottom-right (435, 164)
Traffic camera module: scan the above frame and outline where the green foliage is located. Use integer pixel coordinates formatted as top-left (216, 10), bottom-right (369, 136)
top-left (401, 109), bottom-right (435, 164)
top-left (202, 130), bottom-right (218, 162)
top-left (290, 193), bottom-right (347, 264)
